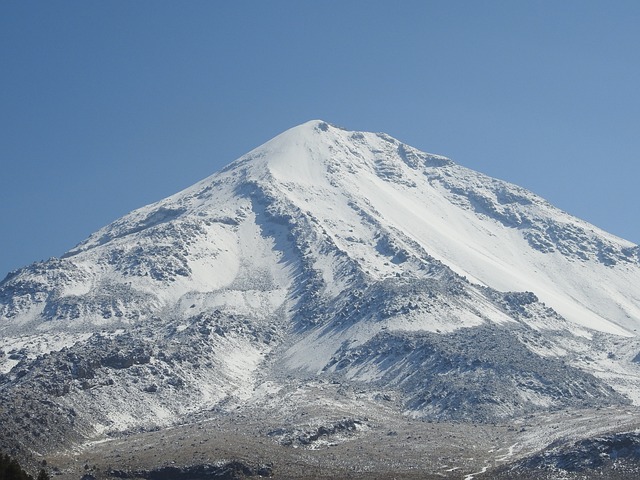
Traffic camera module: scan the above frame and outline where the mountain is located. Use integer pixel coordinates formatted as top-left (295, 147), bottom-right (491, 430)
top-left (2, 120), bottom-right (640, 479)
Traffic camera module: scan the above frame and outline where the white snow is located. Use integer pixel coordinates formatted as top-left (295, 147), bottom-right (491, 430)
top-left (464, 466), bottom-right (488, 480)
top-left (236, 122), bottom-right (640, 338)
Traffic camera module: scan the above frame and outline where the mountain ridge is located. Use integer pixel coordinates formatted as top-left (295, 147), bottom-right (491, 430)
top-left (9, 120), bottom-right (636, 330)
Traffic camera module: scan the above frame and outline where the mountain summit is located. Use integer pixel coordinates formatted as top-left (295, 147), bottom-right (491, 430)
top-left (2, 121), bottom-right (640, 477)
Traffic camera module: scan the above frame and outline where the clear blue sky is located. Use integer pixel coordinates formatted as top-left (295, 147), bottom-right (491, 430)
top-left (1, 1), bottom-right (639, 277)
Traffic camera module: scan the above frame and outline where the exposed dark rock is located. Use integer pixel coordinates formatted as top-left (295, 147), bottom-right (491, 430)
top-left (109, 461), bottom-right (272, 479)
top-left (324, 325), bottom-right (628, 422)
top-left (493, 432), bottom-right (640, 479)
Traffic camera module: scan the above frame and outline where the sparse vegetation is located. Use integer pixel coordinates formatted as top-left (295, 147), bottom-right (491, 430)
top-left (0, 451), bottom-right (49, 480)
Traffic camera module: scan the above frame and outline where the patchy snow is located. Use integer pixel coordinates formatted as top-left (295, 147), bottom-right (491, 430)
top-left (0, 331), bottom-right (92, 373)
top-left (495, 442), bottom-right (520, 462)
top-left (464, 466), bottom-right (488, 480)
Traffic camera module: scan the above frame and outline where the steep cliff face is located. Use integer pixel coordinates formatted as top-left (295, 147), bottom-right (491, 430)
top-left (1, 121), bottom-right (640, 461)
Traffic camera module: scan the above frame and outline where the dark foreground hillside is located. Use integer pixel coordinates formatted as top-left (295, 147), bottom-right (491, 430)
top-left (0, 452), bottom-right (48, 480)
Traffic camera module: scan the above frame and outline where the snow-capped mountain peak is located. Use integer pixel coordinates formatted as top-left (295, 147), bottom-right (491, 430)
top-left (4, 120), bottom-right (639, 338)
top-left (1, 121), bottom-right (640, 462)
